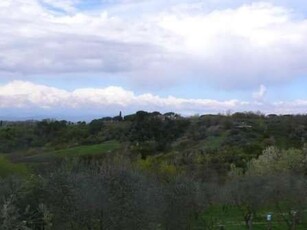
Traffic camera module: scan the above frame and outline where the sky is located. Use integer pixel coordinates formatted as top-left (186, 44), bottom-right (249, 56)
top-left (0, 0), bottom-right (307, 120)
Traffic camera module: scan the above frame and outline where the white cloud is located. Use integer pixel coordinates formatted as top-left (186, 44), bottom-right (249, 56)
top-left (0, 81), bottom-right (306, 117)
top-left (253, 84), bottom-right (267, 101)
top-left (272, 100), bottom-right (307, 114)
top-left (0, 81), bottom-right (70, 108)
top-left (155, 2), bottom-right (307, 88)
top-left (1, 1), bottom-right (307, 90)
top-left (0, 81), bottom-right (245, 114)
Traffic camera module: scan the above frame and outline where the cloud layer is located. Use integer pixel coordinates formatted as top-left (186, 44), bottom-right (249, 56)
top-left (1, 0), bottom-right (307, 89)
top-left (0, 0), bottom-right (306, 118)
top-left (0, 81), bottom-right (243, 113)
top-left (0, 81), bottom-right (306, 118)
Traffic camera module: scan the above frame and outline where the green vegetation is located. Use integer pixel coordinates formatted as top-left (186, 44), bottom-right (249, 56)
top-left (6, 141), bottom-right (121, 164)
top-left (52, 140), bottom-right (120, 157)
top-left (0, 111), bottom-right (306, 229)
top-left (200, 205), bottom-right (307, 229)
top-left (0, 156), bottom-right (29, 177)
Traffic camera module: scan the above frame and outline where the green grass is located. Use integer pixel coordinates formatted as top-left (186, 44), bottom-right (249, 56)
top-left (204, 131), bottom-right (229, 150)
top-left (52, 140), bottom-right (120, 157)
top-left (17, 140), bottom-right (121, 163)
top-left (197, 205), bottom-right (307, 230)
top-left (0, 156), bottom-right (30, 178)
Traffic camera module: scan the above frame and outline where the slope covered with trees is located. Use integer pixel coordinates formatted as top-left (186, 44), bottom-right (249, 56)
top-left (0, 111), bottom-right (307, 229)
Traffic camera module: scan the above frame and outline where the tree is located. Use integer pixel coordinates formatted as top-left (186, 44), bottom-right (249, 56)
top-left (246, 146), bottom-right (306, 175)
top-left (224, 175), bottom-right (270, 230)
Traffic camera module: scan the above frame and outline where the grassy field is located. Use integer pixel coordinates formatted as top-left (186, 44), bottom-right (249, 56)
top-left (0, 155), bottom-right (30, 177)
top-left (52, 140), bottom-right (120, 157)
top-left (198, 206), bottom-right (307, 230)
top-left (0, 141), bottom-right (121, 177)
top-left (12, 140), bottom-right (121, 164)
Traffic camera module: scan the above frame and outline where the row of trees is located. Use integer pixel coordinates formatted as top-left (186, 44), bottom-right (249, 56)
top-left (2, 111), bottom-right (307, 155)
top-left (1, 145), bottom-right (307, 229)
top-left (0, 112), bottom-right (306, 157)
top-left (0, 111), bottom-right (189, 153)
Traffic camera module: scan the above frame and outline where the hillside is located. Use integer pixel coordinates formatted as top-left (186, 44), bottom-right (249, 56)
top-left (0, 111), bottom-right (306, 229)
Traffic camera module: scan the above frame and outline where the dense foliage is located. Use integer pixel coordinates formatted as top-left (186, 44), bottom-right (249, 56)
top-left (0, 111), bottom-right (307, 229)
